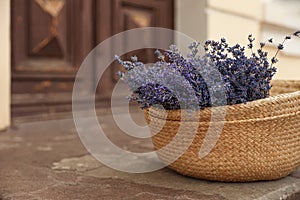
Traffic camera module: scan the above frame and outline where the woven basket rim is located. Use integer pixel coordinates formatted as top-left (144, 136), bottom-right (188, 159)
top-left (149, 90), bottom-right (300, 112)
top-left (146, 109), bottom-right (299, 123)
top-left (146, 91), bottom-right (300, 122)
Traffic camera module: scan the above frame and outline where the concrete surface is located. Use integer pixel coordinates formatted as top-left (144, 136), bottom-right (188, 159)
top-left (1, 114), bottom-right (300, 200)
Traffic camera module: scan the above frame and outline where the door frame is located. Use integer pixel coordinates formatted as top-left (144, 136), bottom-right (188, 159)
top-left (0, 0), bottom-right (11, 130)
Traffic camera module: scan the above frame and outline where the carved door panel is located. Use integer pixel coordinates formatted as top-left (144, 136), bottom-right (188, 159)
top-left (113, 0), bottom-right (174, 78)
top-left (113, 0), bottom-right (174, 55)
top-left (95, 0), bottom-right (174, 96)
top-left (11, 0), bottom-right (94, 116)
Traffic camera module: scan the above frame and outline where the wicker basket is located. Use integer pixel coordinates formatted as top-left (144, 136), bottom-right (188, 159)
top-left (144, 80), bottom-right (300, 182)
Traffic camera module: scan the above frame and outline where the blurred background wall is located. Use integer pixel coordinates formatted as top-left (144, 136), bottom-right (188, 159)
top-left (177, 0), bottom-right (300, 80)
top-left (0, 0), bottom-right (11, 130)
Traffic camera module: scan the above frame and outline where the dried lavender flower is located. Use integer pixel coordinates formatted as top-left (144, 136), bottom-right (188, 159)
top-left (260, 42), bottom-right (265, 48)
top-left (285, 35), bottom-right (291, 40)
top-left (277, 44), bottom-right (284, 50)
top-left (293, 31), bottom-right (300, 37)
top-left (115, 33), bottom-right (297, 110)
top-left (268, 38), bottom-right (273, 43)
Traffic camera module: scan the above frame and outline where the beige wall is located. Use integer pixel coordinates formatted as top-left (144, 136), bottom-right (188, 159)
top-left (176, 0), bottom-right (300, 80)
top-left (0, 0), bottom-right (11, 130)
top-left (207, 0), bottom-right (262, 45)
top-left (175, 0), bottom-right (207, 43)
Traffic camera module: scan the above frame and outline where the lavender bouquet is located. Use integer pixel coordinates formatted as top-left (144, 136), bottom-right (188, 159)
top-left (116, 31), bottom-right (300, 110)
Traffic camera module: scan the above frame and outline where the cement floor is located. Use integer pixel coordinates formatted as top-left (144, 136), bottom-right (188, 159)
top-left (1, 113), bottom-right (300, 200)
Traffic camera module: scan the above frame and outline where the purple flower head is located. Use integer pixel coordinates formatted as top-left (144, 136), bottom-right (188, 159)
top-left (115, 33), bottom-right (295, 110)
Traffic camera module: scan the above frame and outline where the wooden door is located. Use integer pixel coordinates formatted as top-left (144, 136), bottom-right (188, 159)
top-left (11, 0), bottom-right (174, 117)
top-left (96, 0), bottom-right (174, 96)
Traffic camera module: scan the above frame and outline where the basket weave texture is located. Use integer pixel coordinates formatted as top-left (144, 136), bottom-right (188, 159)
top-left (144, 81), bottom-right (300, 182)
